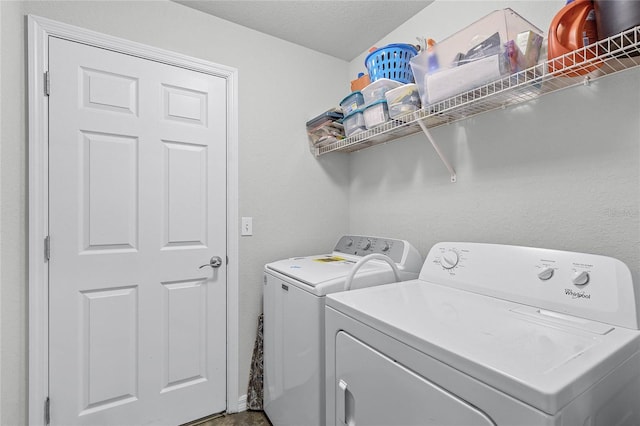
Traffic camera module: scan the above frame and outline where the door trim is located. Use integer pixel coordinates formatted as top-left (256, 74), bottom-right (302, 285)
top-left (27, 15), bottom-right (240, 425)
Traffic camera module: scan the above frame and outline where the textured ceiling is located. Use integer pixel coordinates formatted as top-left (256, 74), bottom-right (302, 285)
top-left (175, 1), bottom-right (432, 61)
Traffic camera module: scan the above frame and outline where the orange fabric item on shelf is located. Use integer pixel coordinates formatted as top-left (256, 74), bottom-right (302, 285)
top-left (350, 73), bottom-right (370, 92)
top-left (548, 0), bottom-right (601, 76)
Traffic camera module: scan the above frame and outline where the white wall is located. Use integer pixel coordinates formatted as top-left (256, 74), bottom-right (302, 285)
top-left (348, 1), bottom-right (640, 289)
top-left (0, 1), bottom-right (349, 424)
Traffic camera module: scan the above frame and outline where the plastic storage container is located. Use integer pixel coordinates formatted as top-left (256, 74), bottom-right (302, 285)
top-left (363, 100), bottom-right (390, 129)
top-left (385, 84), bottom-right (421, 120)
top-left (339, 91), bottom-right (365, 116)
top-left (365, 44), bottom-right (418, 83)
top-left (306, 109), bottom-right (344, 149)
top-left (343, 109), bottom-right (366, 136)
top-left (410, 8), bottom-right (543, 106)
top-left (361, 78), bottom-right (403, 105)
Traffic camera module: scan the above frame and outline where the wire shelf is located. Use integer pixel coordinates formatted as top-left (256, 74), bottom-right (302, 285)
top-left (315, 26), bottom-right (640, 157)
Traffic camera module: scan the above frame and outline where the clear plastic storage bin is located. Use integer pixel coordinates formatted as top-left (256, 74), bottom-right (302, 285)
top-left (385, 84), bottom-right (421, 120)
top-left (363, 100), bottom-right (390, 129)
top-left (343, 109), bottom-right (366, 136)
top-left (361, 78), bottom-right (403, 105)
top-left (410, 8), bottom-right (543, 106)
top-left (305, 109), bottom-right (344, 150)
top-left (340, 91), bottom-right (364, 116)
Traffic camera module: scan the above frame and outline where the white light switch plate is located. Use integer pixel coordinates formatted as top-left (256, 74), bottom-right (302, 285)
top-left (241, 217), bottom-right (253, 236)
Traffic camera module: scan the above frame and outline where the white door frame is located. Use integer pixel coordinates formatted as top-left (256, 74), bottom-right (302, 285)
top-left (27, 15), bottom-right (240, 425)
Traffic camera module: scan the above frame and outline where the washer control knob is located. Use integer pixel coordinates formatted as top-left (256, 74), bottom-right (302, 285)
top-left (381, 242), bottom-right (390, 252)
top-left (572, 271), bottom-right (590, 286)
top-left (441, 251), bottom-right (459, 269)
top-left (361, 239), bottom-right (372, 250)
top-left (345, 238), bottom-right (354, 247)
top-left (537, 267), bottom-right (554, 281)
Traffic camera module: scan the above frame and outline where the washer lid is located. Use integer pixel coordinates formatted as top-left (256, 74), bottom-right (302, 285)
top-left (266, 254), bottom-right (376, 288)
top-left (326, 280), bottom-right (640, 415)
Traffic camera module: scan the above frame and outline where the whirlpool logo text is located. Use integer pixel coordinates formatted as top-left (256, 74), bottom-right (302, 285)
top-left (565, 289), bottom-right (591, 300)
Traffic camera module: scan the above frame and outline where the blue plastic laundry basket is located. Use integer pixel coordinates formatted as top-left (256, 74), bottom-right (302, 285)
top-left (365, 44), bottom-right (418, 84)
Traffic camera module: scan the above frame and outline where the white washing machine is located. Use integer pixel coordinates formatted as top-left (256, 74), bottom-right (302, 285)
top-left (325, 242), bottom-right (640, 426)
top-left (263, 235), bottom-right (422, 426)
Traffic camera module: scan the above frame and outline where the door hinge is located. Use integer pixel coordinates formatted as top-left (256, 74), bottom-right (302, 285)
top-left (44, 236), bottom-right (50, 262)
top-left (44, 396), bottom-right (50, 425)
top-left (44, 71), bottom-right (50, 96)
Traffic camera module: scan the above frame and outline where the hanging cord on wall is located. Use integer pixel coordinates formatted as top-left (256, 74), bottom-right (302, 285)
top-left (344, 253), bottom-right (401, 291)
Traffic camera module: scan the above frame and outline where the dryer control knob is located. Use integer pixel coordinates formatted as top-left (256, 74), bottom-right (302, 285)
top-left (537, 267), bottom-right (554, 281)
top-left (572, 270), bottom-right (590, 286)
top-left (361, 239), bottom-right (372, 250)
top-left (441, 251), bottom-right (459, 269)
top-left (345, 238), bottom-right (354, 247)
top-left (381, 242), bottom-right (390, 252)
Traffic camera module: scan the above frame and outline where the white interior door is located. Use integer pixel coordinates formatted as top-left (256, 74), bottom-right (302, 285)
top-left (48, 37), bottom-right (227, 426)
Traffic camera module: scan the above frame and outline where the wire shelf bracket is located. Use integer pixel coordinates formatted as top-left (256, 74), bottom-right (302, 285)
top-left (416, 118), bottom-right (456, 183)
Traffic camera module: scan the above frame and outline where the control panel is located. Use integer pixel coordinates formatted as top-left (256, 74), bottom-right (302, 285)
top-left (420, 242), bottom-right (638, 329)
top-left (334, 235), bottom-right (404, 263)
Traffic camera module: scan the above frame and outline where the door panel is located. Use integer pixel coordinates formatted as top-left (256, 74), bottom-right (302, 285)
top-left (82, 131), bottom-right (139, 251)
top-left (163, 84), bottom-right (208, 125)
top-left (161, 279), bottom-right (208, 390)
top-left (335, 331), bottom-right (495, 426)
top-left (82, 67), bottom-right (138, 114)
top-left (163, 140), bottom-right (208, 247)
top-left (81, 286), bottom-right (138, 413)
top-left (49, 37), bottom-right (227, 426)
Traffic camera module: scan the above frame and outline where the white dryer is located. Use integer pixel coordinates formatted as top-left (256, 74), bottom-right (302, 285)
top-left (263, 235), bottom-right (422, 426)
top-left (325, 242), bottom-right (640, 426)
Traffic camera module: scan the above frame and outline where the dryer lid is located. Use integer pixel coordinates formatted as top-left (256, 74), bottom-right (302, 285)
top-left (326, 280), bottom-right (640, 415)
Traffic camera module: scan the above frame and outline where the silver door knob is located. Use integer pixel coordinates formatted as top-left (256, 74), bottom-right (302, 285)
top-left (199, 256), bottom-right (223, 269)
